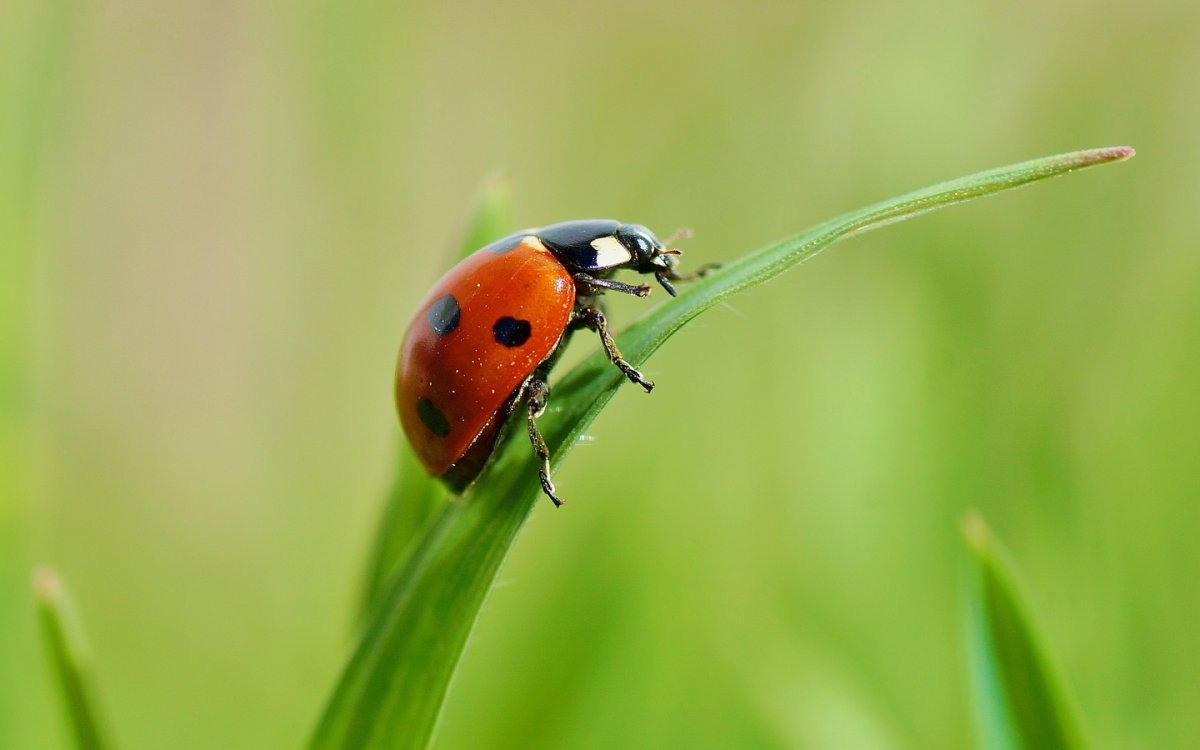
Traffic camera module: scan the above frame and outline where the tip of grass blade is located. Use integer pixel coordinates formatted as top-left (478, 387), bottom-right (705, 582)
top-left (962, 513), bottom-right (1087, 750)
top-left (1065, 145), bottom-right (1136, 169)
top-left (961, 511), bottom-right (992, 553)
top-left (456, 170), bottom-right (513, 261)
top-left (32, 565), bottom-right (63, 604)
top-left (33, 565), bottom-right (114, 750)
top-left (1102, 145), bottom-right (1136, 161)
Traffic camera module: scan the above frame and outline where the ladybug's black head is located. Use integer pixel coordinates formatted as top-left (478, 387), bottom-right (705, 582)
top-left (614, 224), bottom-right (688, 296)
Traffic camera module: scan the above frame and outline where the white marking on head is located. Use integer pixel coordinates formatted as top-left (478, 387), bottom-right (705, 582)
top-left (590, 235), bottom-right (633, 268)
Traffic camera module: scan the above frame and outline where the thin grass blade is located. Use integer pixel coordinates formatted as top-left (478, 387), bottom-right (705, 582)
top-left (312, 146), bottom-right (1133, 750)
top-left (32, 567), bottom-right (114, 750)
top-left (963, 514), bottom-right (1088, 750)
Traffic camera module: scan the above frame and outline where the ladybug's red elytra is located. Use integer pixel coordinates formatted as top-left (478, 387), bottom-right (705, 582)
top-left (395, 219), bottom-right (716, 506)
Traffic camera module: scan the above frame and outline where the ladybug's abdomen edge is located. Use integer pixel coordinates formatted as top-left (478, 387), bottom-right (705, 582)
top-left (395, 239), bottom-right (576, 482)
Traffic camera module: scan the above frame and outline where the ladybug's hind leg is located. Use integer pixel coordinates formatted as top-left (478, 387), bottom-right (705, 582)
top-left (573, 306), bottom-right (654, 393)
top-left (526, 378), bottom-right (564, 507)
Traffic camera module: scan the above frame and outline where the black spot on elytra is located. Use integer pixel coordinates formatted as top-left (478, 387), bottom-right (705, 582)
top-left (427, 294), bottom-right (460, 337)
top-left (416, 397), bottom-right (450, 438)
top-left (492, 316), bottom-right (532, 347)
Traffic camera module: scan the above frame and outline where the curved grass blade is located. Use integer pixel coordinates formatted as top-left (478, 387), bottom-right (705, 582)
top-left (311, 146), bottom-right (1133, 750)
top-left (357, 174), bottom-right (512, 622)
top-left (963, 514), bottom-right (1087, 750)
top-left (32, 567), bottom-right (114, 750)
top-left (356, 444), bottom-right (447, 622)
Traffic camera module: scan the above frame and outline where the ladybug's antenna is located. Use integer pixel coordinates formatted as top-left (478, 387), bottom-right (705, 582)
top-left (661, 227), bottom-right (693, 247)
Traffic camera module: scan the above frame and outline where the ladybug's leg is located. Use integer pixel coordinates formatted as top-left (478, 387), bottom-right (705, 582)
top-left (574, 306), bottom-right (654, 393)
top-left (526, 378), bottom-right (564, 507)
top-left (573, 273), bottom-right (651, 299)
top-left (654, 263), bottom-right (722, 297)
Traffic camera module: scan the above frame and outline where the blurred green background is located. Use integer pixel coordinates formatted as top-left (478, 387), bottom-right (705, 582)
top-left (2, 0), bottom-right (1196, 748)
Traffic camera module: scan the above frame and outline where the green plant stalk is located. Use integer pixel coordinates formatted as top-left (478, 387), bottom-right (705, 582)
top-left (963, 514), bottom-right (1087, 750)
top-left (356, 174), bottom-right (512, 622)
top-left (312, 146), bottom-right (1133, 750)
top-left (32, 568), bottom-right (113, 750)
top-left (357, 444), bottom-right (447, 624)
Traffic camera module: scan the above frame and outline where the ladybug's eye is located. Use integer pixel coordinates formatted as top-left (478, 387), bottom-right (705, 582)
top-left (615, 223), bottom-right (665, 266)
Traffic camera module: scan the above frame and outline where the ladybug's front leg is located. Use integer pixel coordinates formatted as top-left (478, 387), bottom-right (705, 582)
top-left (654, 262), bottom-right (721, 297)
top-left (526, 378), bottom-right (564, 507)
top-left (572, 273), bottom-right (651, 298)
top-left (574, 307), bottom-right (654, 393)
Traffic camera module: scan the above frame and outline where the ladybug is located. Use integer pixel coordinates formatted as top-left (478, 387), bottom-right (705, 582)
top-left (395, 219), bottom-right (715, 506)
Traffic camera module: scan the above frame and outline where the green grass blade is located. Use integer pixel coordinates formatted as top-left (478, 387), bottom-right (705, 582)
top-left (454, 172), bottom-right (514, 263)
top-left (963, 515), bottom-right (1087, 750)
top-left (356, 174), bottom-right (512, 622)
top-left (356, 445), bottom-right (448, 623)
top-left (311, 147), bottom-right (1132, 750)
top-left (32, 568), bottom-right (114, 750)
